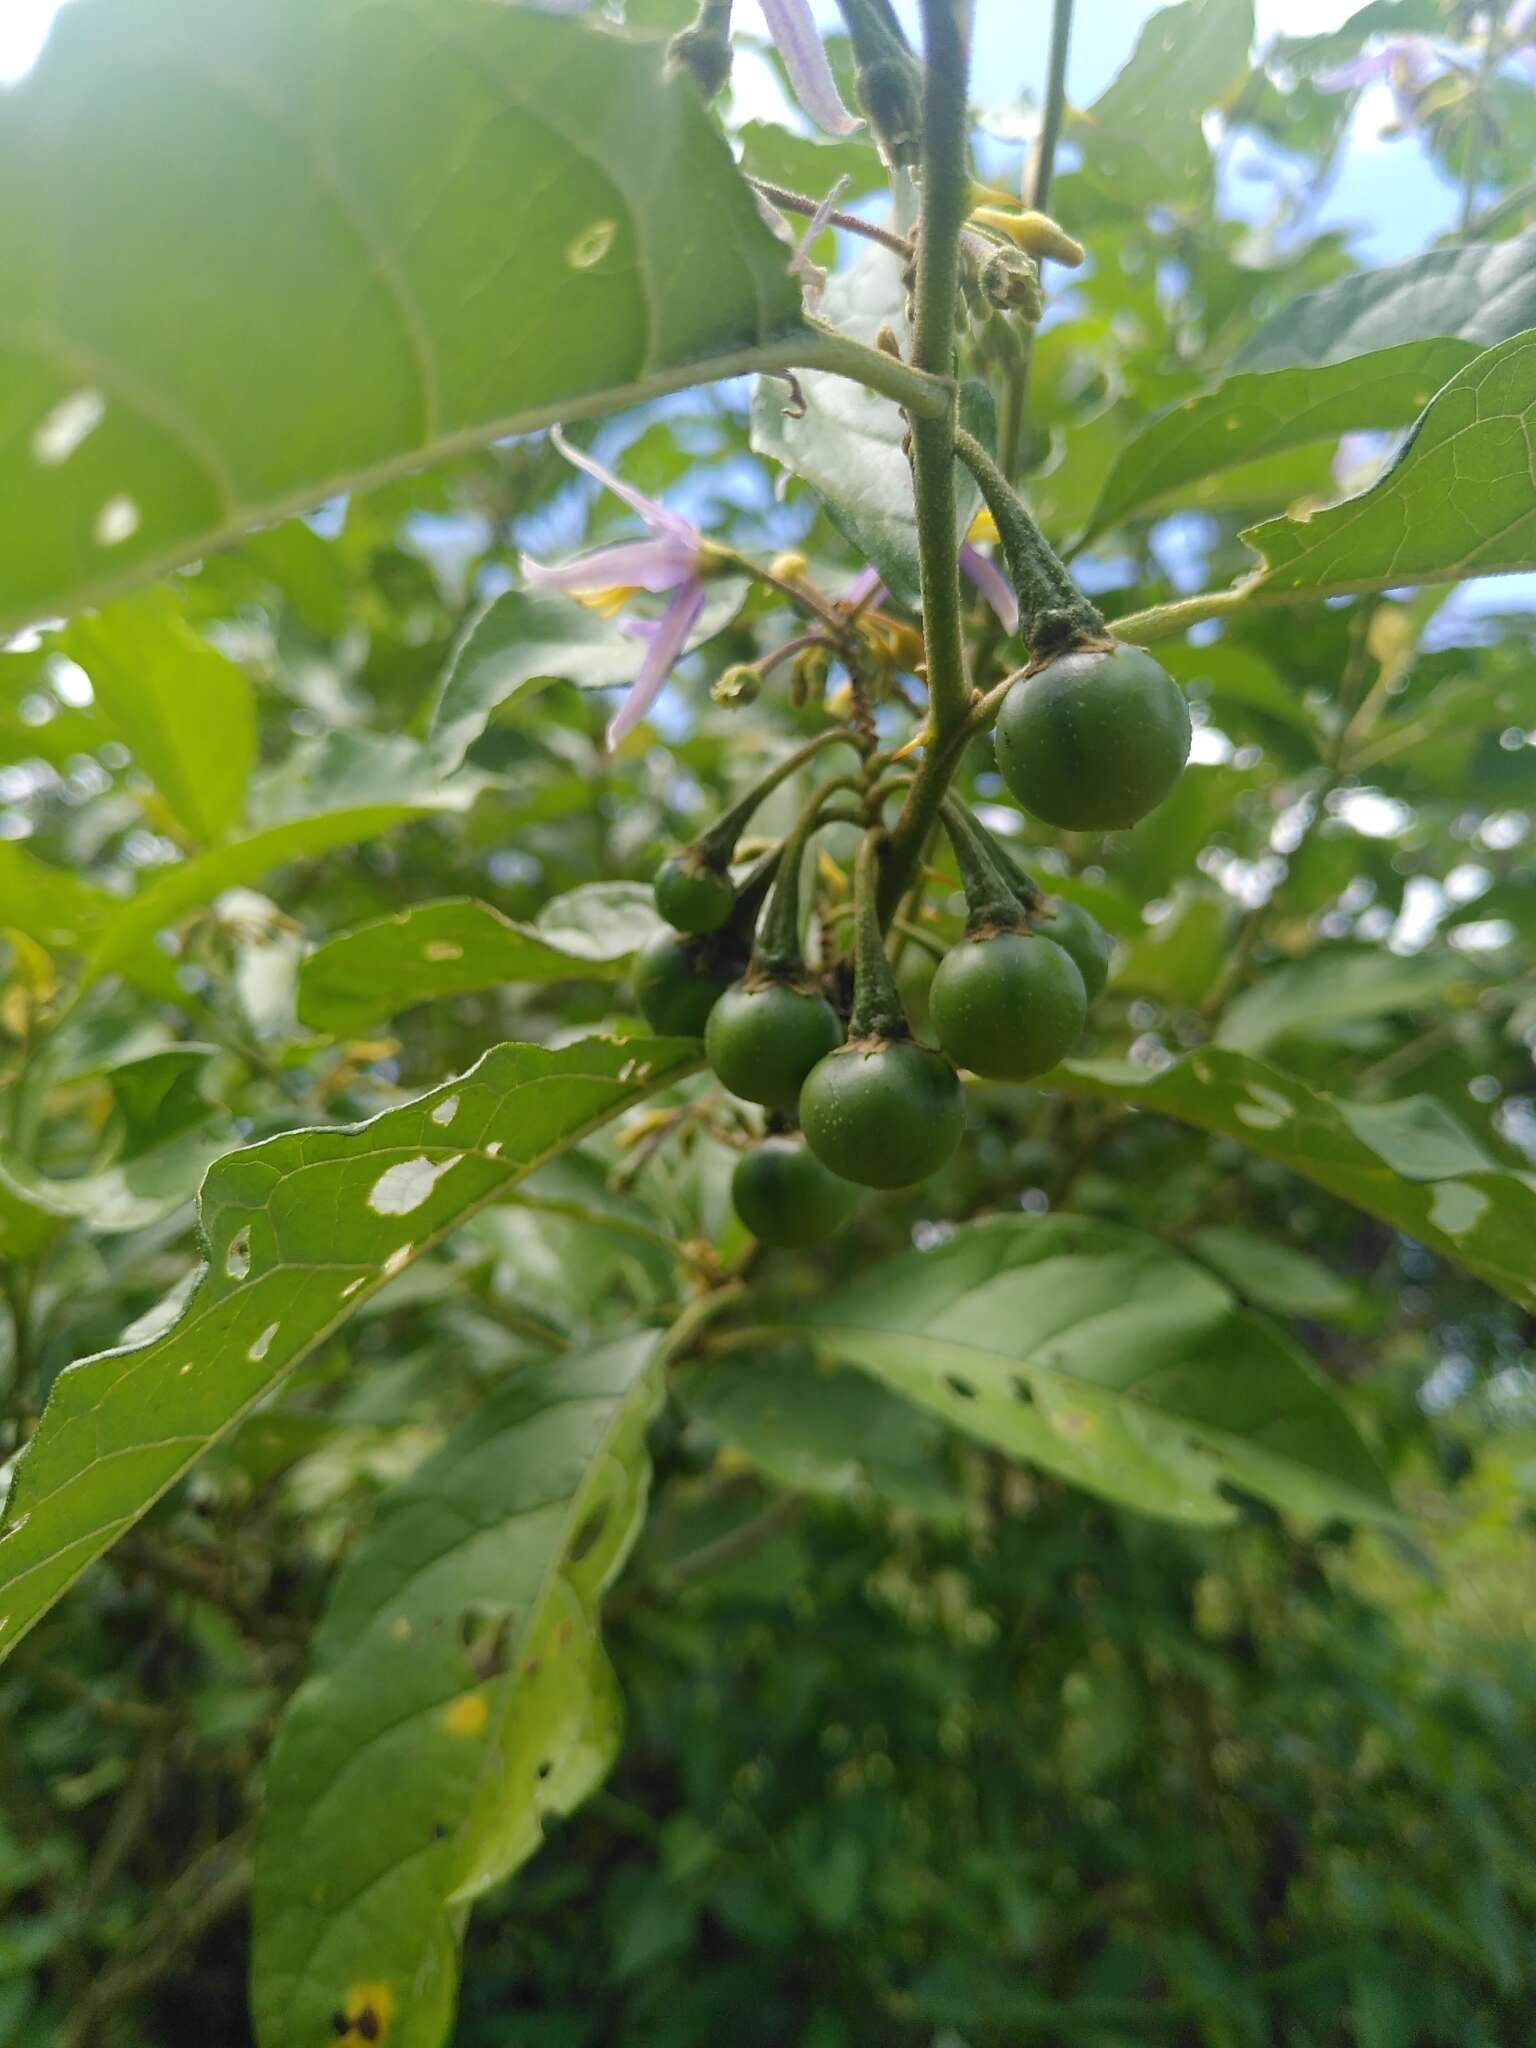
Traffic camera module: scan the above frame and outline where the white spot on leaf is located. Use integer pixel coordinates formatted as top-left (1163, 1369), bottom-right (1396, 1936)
top-left (225, 1227), bottom-right (251, 1280)
top-left (566, 219), bottom-right (617, 268)
top-left (1429, 1180), bottom-right (1488, 1236)
top-left (1235, 1104), bottom-right (1286, 1130)
top-left (1246, 1083), bottom-right (1293, 1118)
top-left (381, 1244), bottom-right (413, 1278)
top-left (248, 1322), bottom-right (279, 1362)
top-left (32, 388), bottom-right (106, 466)
top-left (424, 940), bottom-right (463, 962)
top-left (93, 495), bottom-right (141, 547)
top-left (430, 1094), bottom-right (460, 1127)
top-left (484, 1140), bottom-right (503, 1158)
top-left (340, 1276), bottom-right (367, 1299)
top-left (367, 1154), bottom-right (462, 1216)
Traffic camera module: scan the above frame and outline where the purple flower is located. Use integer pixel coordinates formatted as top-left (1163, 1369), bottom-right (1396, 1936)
top-left (760, 0), bottom-right (861, 137)
top-left (1315, 34), bottom-right (1444, 129)
top-left (521, 427), bottom-right (710, 748)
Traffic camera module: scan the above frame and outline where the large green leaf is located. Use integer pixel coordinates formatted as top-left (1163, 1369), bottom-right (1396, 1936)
top-left (297, 886), bottom-right (664, 1035)
top-left (1063, 1048), bottom-right (1536, 1313)
top-left (0, 1125), bottom-right (228, 1261)
top-left (0, 0), bottom-right (809, 634)
top-left (1234, 226), bottom-right (1536, 374)
top-left (78, 733), bottom-right (479, 990)
top-left (428, 580), bottom-right (747, 769)
top-left (0, 843), bottom-right (117, 953)
top-left (60, 588), bottom-right (255, 845)
top-left (749, 247), bottom-right (984, 611)
top-left (1081, 339), bottom-right (1473, 541)
top-left (1067, 0), bottom-right (1254, 204)
top-left (1238, 330), bottom-right (1536, 601)
top-left (0, 1035), bottom-right (699, 1657)
top-left (252, 1331), bottom-right (661, 2048)
top-left (778, 1216), bottom-right (1392, 1528)
top-left (1216, 945), bottom-right (1471, 1053)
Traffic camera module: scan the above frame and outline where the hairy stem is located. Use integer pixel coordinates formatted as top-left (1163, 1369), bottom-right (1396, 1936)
top-left (746, 175), bottom-right (910, 258)
top-left (954, 426), bottom-right (1104, 652)
top-left (999, 0), bottom-right (1074, 475)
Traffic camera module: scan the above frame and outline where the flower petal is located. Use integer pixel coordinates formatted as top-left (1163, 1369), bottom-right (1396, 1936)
top-left (521, 536), bottom-right (698, 595)
top-left (959, 543), bottom-right (1020, 635)
top-left (839, 564), bottom-right (886, 611)
top-left (760, 0), bottom-right (862, 136)
top-left (1315, 48), bottom-right (1392, 92)
top-left (550, 424), bottom-right (700, 548)
top-left (606, 581), bottom-right (707, 748)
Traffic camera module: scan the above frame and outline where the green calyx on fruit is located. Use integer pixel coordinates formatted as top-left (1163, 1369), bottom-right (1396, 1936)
top-left (731, 1134), bottom-right (861, 1247)
top-left (1036, 897), bottom-right (1112, 1000)
top-left (800, 1035), bottom-right (965, 1189)
top-left (654, 848), bottom-right (736, 935)
top-left (707, 978), bottom-right (842, 1110)
top-left (798, 828), bottom-right (964, 1190)
top-left (994, 644), bottom-right (1191, 833)
top-left (930, 928), bottom-right (1086, 1081)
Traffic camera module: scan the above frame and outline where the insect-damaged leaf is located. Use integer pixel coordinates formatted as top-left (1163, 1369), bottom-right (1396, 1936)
top-left (251, 1331), bottom-right (662, 2048)
top-left (0, 1036), bottom-right (699, 1656)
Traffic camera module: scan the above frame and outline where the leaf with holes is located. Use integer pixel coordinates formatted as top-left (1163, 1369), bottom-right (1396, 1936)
top-left (0, 0), bottom-right (809, 635)
top-left (251, 1330), bottom-right (661, 2048)
top-left (1062, 1047), bottom-right (1536, 1313)
top-left (779, 1215), bottom-right (1393, 1528)
top-left (750, 247), bottom-right (985, 611)
top-left (428, 581), bottom-right (748, 769)
top-left (0, 1035), bottom-right (700, 1657)
top-left (297, 887), bottom-right (664, 1036)
top-left (79, 733), bottom-right (481, 990)
top-left (1236, 330), bottom-right (1536, 602)
top-left (61, 587), bottom-right (256, 845)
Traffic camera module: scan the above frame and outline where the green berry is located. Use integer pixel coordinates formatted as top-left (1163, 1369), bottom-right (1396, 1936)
top-left (705, 977), bottom-right (843, 1112)
top-left (731, 1136), bottom-right (861, 1247)
top-left (634, 930), bottom-right (735, 1037)
top-left (930, 929), bottom-right (1086, 1081)
top-left (799, 1037), bottom-right (965, 1191)
top-left (995, 645), bottom-right (1191, 832)
top-left (1037, 899), bottom-right (1113, 1001)
top-left (654, 852), bottom-right (735, 935)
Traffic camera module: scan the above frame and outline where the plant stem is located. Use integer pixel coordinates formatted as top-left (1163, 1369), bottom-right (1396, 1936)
top-left (797, 323), bottom-right (952, 420)
top-left (695, 727), bottom-right (869, 866)
top-left (999, 0), bottom-right (1075, 475)
top-left (746, 175), bottom-right (910, 258)
top-left (954, 426), bottom-right (1104, 652)
top-left (907, 0), bottom-right (973, 744)
top-left (850, 829), bottom-right (910, 1038)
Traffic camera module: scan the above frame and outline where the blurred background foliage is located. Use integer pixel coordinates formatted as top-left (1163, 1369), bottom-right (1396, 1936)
top-left (2, 0), bottom-right (1536, 2040)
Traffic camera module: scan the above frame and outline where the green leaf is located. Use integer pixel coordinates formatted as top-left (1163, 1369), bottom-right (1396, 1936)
top-left (79, 733), bottom-right (479, 991)
top-left (1237, 330), bottom-right (1536, 602)
top-left (1187, 1227), bottom-right (1363, 1323)
top-left (251, 1331), bottom-right (661, 2048)
top-left (60, 588), bottom-right (255, 845)
top-left (1082, 339), bottom-right (1474, 541)
top-left (0, 843), bottom-right (116, 952)
top-left (1063, 1047), bottom-right (1536, 1313)
top-left (779, 1215), bottom-right (1392, 1528)
top-left (1233, 226), bottom-right (1536, 375)
top-left (1216, 945), bottom-right (1470, 1053)
top-left (0, 1034), bottom-right (699, 1656)
top-left (428, 581), bottom-right (747, 769)
top-left (0, 1119), bottom-right (230, 1260)
top-left (0, 0), bottom-right (808, 634)
top-left (749, 246), bottom-right (983, 611)
top-left (297, 886), bottom-right (664, 1036)
top-left (1067, 0), bottom-right (1254, 204)
top-left (684, 1345), bottom-right (965, 1525)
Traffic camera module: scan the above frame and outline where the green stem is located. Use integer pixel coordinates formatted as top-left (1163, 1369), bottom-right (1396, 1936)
top-left (753, 779), bottom-right (859, 978)
top-left (836, 0), bottom-right (923, 166)
top-left (953, 427), bottom-right (1105, 653)
top-left (907, 0), bottom-right (973, 742)
top-left (669, 0), bottom-right (734, 100)
top-left (999, 0), bottom-right (1074, 476)
top-left (746, 176), bottom-right (910, 258)
top-left (798, 323), bottom-right (951, 421)
top-left (940, 796), bottom-right (1038, 929)
top-left (695, 727), bottom-right (867, 868)
top-left (849, 830), bottom-right (910, 1040)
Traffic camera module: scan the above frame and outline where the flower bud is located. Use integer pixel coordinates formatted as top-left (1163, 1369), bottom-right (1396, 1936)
top-left (712, 663), bottom-right (760, 708)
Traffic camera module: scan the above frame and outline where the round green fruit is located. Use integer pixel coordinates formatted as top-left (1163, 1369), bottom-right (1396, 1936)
top-left (731, 1136), bottom-right (861, 1248)
top-left (704, 977), bottom-right (843, 1111)
top-left (634, 930), bottom-right (735, 1037)
top-left (799, 1037), bottom-right (965, 1190)
top-left (653, 852), bottom-right (735, 935)
top-left (1038, 899), bottom-right (1113, 1001)
top-left (930, 930), bottom-right (1086, 1081)
top-left (994, 645), bottom-right (1191, 832)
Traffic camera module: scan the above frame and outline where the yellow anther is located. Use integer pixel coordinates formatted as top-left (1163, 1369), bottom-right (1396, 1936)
top-left (571, 585), bottom-right (638, 617)
top-left (967, 506), bottom-right (1000, 546)
top-left (970, 207), bottom-right (1085, 268)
